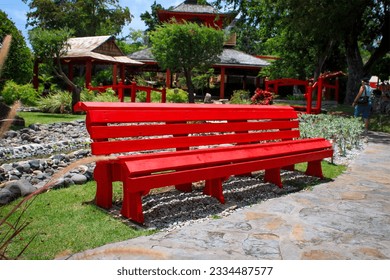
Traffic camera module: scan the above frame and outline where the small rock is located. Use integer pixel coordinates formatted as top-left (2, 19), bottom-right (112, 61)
top-left (0, 188), bottom-right (13, 205)
top-left (71, 174), bottom-right (87, 185)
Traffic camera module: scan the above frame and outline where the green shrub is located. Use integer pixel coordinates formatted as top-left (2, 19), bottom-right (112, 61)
top-left (80, 88), bottom-right (118, 102)
top-left (136, 90), bottom-right (164, 103)
top-left (299, 113), bottom-right (364, 156)
top-left (93, 88), bottom-right (118, 102)
top-left (230, 90), bottom-right (250, 104)
top-left (1, 81), bottom-right (39, 106)
top-left (38, 90), bottom-right (72, 113)
top-left (166, 88), bottom-right (188, 103)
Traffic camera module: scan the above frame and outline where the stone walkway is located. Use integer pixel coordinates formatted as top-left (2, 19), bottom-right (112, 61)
top-left (64, 131), bottom-right (390, 260)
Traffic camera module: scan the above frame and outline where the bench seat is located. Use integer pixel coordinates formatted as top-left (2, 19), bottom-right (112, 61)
top-left (74, 102), bottom-right (333, 224)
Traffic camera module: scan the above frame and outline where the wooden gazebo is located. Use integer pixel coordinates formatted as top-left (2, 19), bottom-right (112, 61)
top-left (33, 35), bottom-right (143, 90)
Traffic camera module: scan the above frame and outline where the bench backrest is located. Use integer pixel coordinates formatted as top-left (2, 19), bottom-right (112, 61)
top-left (74, 102), bottom-right (300, 156)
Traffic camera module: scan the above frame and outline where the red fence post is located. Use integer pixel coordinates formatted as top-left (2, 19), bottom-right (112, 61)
top-left (118, 81), bottom-right (124, 102)
top-left (146, 88), bottom-right (151, 103)
top-left (306, 84), bottom-right (313, 114)
top-left (162, 87), bottom-right (167, 103)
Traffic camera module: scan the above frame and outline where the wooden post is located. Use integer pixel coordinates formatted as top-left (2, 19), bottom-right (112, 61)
top-left (113, 64), bottom-right (118, 85)
top-left (118, 81), bottom-right (124, 102)
top-left (162, 86), bottom-right (167, 103)
top-left (220, 67), bottom-right (225, 99)
top-left (85, 60), bottom-right (92, 88)
top-left (166, 69), bottom-right (171, 88)
top-left (316, 77), bottom-right (323, 113)
top-left (306, 84), bottom-right (313, 114)
top-left (146, 88), bottom-right (151, 103)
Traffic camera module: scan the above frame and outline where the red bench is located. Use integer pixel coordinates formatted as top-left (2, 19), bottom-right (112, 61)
top-left (74, 102), bottom-right (333, 224)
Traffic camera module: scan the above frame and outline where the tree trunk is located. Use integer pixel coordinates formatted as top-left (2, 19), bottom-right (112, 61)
top-left (184, 68), bottom-right (195, 103)
top-left (54, 58), bottom-right (81, 113)
top-left (344, 30), bottom-right (365, 104)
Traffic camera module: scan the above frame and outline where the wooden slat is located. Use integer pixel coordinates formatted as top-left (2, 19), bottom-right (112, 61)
top-left (87, 107), bottom-right (298, 124)
top-left (126, 149), bottom-right (334, 192)
top-left (91, 130), bottom-right (301, 155)
top-left (89, 120), bottom-right (299, 139)
top-left (124, 138), bottom-right (333, 175)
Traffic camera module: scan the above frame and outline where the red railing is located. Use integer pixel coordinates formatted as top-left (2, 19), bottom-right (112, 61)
top-left (265, 71), bottom-right (343, 114)
top-left (87, 81), bottom-right (166, 103)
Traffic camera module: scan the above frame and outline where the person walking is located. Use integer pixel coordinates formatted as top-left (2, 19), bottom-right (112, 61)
top-left (352, 78), bottom-right (372, 134)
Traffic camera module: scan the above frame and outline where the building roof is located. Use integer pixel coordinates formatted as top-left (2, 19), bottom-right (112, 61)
top-left (173, 0), bottom-right (218, 14)
top-left (217, 48), bottom-right (270, 68)
top-left (62, 35), bottom-right (143, 65)
top-left (129, 47), bottom-right (270, 69)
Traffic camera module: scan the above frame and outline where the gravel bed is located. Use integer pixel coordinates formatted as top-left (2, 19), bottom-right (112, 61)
top-left (0, 119), bottom-right (367, 231)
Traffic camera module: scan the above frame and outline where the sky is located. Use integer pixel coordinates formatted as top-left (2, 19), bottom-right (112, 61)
top-left (0, 0), bottom-right (182, 45)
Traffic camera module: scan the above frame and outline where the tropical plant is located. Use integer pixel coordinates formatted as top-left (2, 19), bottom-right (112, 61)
top-left (150, 22), bottom-right (224, 103)
top-left (229, 90), bottom-right (250, 104)
top-left (251, 88), bottom-right (274, 105)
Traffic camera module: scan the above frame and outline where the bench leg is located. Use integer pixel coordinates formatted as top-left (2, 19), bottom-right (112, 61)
top-left (203, 178), bottom-right (225, 204)
top-left (175, 183), bottom-right (193, 192)
top-left (121, 184), bottom-right (145, 224)
top-left (305, 160), bottom-right (324, 178)
top-left (264, 168), bottom-right (283, 188)
top-left (94, 162), bottom-right (113, 209)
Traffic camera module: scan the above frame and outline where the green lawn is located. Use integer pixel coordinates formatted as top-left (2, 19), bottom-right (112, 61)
top-left (0, 181), bottom-right (155, 260)
top-left (17, 111), bottom-right (85, 127)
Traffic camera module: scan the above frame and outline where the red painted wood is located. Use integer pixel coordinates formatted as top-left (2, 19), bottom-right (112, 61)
top-left (74, 102), bottom-right (333, 224)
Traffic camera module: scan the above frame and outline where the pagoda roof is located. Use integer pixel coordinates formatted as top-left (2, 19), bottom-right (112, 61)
top-left (173, 0), bottom-right (219, 14)
top-left (157, 1), bottom-right (237, 28)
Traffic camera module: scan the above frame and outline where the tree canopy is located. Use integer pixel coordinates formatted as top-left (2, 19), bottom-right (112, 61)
top-left (22, 0), bottom-right (132, 37)
top-left (0, 11), bottom-right (33, 86)
top-left (150, 22), bottom-right (224, 103)
top-left (29, 27), bottom-right (80, 111)
top-left (215, 0), bottom-right (389, 102)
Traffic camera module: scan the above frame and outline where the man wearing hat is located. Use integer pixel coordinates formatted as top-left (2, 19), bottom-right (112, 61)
top-left (352, 78), bottom-right (373, 134)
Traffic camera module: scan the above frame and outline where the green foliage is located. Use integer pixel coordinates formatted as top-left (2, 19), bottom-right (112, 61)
top-left (117, 29), bottom-right (148, 55)
top-left (299, 113), bottom-right (364, 156)
top-left (219, 0), bottom-right (389, 102)
top-left (29, 27), bottom-right (73, 67)
top-left (1, 81), bottom-right (39, 106)
top-left (38, 90), bottom-right (72, 113)
top-left (90, 68), bottom-right (113, 86)
top-left (0, 11), bottom-right (33, 86)
top-left (166, 88), bottom-right (188, 103)
top-left (23, 0), bottom-right (132, 37)
top-left (140, 1), bottom-right (165, 32)
top-left (229, 90), bottom-right (250, 104)
top-left (150, 22), bottom-right (224, 73)
top-left (39, 88), bottom-right (119, 113)
top-left (150, 22), bottom-right (224, 102)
